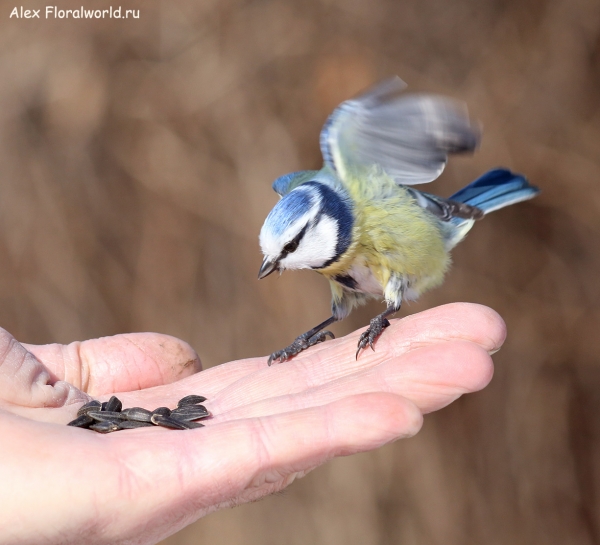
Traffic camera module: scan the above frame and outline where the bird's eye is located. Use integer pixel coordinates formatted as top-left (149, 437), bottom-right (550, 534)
top-left (283, 240), bottom-right (299, 254)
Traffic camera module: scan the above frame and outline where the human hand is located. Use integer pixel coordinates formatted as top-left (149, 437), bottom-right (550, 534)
top-left (0, 303), bottom-right (505, 545)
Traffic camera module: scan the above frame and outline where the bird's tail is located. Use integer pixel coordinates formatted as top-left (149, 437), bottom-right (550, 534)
top-left (443, 168), bottom-right (539, 249)
top-left (449, 168), bottom-right (540, 215)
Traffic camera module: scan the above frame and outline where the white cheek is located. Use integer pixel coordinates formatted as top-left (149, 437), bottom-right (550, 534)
top-left (259, 209), bottom-right (317, 258)
top-left (281, 216), bottom-right (338, 269)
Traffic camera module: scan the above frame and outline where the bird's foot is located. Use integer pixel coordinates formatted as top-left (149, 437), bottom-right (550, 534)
top-left (356, 316), bottom-right (391, 359)
top-left (268, 330), bottom-right (335, 366)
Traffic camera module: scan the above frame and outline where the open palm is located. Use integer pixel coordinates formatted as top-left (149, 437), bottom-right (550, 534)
top-left (0, 303), bottom-right (504, 545)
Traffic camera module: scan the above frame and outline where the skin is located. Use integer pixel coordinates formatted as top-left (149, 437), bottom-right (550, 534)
top-left (0, 303), bottom-right (505, 545)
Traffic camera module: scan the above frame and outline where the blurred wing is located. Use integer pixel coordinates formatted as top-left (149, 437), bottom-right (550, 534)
top-left (272, 170), bottom-right (319, 197)
top-left (320, 77), bottom-right (480, 185)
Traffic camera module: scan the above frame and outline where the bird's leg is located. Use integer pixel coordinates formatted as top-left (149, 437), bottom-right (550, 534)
top-left (268, 316), bottom-right (337, 366)
top-left (356, 303), bottom-right (400, 359)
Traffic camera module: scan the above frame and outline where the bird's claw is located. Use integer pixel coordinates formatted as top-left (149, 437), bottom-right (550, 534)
top-left (356, 317), bottom-right (390, 359)
top-left (268, 330), bottom-right (335, 365)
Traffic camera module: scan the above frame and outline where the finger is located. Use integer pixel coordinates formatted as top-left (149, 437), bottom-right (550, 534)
top-left (170, 303), bottom-right (503, 414)
top-left (22, 333), bottom-right (202, 396)
top-left (0, 328), bottom-right (86, 414)
top-left (308, 302), bottom-right (507, 362)
top-left (97, 357), bottom-right (260, 415)
top-left (213, 340), bottom-right (493, 421)
top-left (2, 392), bottom-right (420, 544)
top-left (150, 393), bottom-right (421, 530)
top-left (111, 303), bottom-right (505, 411)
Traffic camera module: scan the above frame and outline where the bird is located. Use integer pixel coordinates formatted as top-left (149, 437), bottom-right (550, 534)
top-left (258, 77), bottom-right (539, 365)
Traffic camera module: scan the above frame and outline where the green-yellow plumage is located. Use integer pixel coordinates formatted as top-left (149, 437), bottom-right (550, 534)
top-left (318, 167), bottom-right (450, 319)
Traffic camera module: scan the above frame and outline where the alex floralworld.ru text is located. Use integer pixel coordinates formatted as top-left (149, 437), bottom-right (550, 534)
top-left (10, 6), bottom-right (140, 18)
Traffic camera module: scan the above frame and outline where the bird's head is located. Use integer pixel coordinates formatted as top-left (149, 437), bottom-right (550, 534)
top-left (258, 182), bottom-right (353, 278)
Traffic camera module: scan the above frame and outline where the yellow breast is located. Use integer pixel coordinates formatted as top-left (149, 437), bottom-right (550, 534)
top-left (318, 167), bottom-right (450, 297)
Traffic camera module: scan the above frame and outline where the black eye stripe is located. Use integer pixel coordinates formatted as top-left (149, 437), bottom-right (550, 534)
top-left (281, 223), bottom-right (308, 257)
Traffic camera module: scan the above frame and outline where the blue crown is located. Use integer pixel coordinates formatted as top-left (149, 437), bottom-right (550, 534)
top-left (264, 187), bottom-right (316, 237)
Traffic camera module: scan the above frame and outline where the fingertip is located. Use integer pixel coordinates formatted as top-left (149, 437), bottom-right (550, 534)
top-left (372, 339), bottom-right (496, 414)
top-left (116, 332), bottom-right (203, 380)
top-left (79, 332), bottom-right (202, 395)
top-left (452, 340), bottom-right (495, 393)
top-left (461, 303), bottom-right (507, 354)
top-left (133, 333), bottom-right (203, 376)
top-left (373, 393), bottom-right (424, 440)
top-left (391, 302), bottom-right (507, 354)
top-left (480, 306), bottom-right (507, 354)
top-left (327, 393), bottom-right (424, 456)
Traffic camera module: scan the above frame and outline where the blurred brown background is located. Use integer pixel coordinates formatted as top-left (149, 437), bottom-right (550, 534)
top-left (1, 0), bottom-right (599, 542)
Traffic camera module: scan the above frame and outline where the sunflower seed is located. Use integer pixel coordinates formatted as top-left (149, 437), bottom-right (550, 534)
top-left (88, 411), bottom-right (127, 422)
top-left (105, 396), bottom-right (122, 413)
top-left (90, 421), bottom-right (120, 433)
top-left (171, 406), bottom-right (210, 421)
top-left (173, 404), bottom-right (206, 413)
top-left (77, 400), bottom-right (102, 417)
top-left (68, 394), bottom-right (211, 433)
top-left (177, 395), bottom-right (207, 407)
top-left (118, 420), bottom-right (154, 429)
top-left (68, 414), bottom-right (95, 428)
top-left (121, 407), bottom-right (153, 422)
top-left (151, 414), bottom-right (187, 429)
top-left (179, 420), bottom-right (205, 429)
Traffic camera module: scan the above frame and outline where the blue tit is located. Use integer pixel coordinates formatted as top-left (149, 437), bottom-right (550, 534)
top-left (258, 77), bottom-right (539, 365)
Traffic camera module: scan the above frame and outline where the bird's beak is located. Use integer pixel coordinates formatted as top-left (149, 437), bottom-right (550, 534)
top-left (258, 256), bottom-right (278, 279)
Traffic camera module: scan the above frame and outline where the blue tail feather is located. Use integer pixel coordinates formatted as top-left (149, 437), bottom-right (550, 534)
top-left (450, 168), bottom-right (540, 214)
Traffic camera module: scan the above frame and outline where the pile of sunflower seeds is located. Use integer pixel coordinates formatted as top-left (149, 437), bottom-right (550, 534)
top-left (67, 394), bottom-right (210, 433)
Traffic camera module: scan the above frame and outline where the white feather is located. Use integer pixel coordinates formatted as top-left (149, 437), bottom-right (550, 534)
top-left (347, 260), bottom-right (382, 295)
top-left (280, 215), bottom-right (338, 270)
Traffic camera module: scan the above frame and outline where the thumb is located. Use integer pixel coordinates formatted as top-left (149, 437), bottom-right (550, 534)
top-left (22, 333), bottom-right (202, 396)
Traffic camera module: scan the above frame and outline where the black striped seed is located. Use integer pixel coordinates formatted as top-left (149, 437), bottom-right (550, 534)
top-left (118, 420), bottom-right (154, 429)
top-left (171, 406), bottom-right (210, 422)
top-left (152, 407), bottom-right (171, 417)
top-left (105, 396), bottom-right (122, 413)
top-left (88, 411), bottom-right (127, 422)
top-left (68, 414), bottom-right (95, 428)
top-left (69, 394), bottom-right (210, 433)
top-left (180, 420), bottom-right (205, 429)
top-left (172, 404), bottom-right (208, 414)
top-left (177, 395), bottom-right (207, 407)
top-left (77, 400), bottom-right (102, 417)
top-left (90, 421), bottom-right (119, 433)
top-left (151, 414), bottom-right (187, 429)
top-left (121, 407), bottom-right (153, 423)
top-left (172, 403), bottom-right (208, 412)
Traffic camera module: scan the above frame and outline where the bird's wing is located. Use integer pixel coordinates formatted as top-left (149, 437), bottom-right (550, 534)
top-left (320, 77), bottom-right (480, 185)
top-left (272, 170), bottom-right (319, 197)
